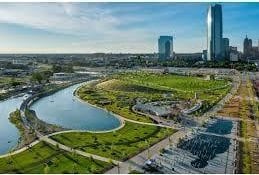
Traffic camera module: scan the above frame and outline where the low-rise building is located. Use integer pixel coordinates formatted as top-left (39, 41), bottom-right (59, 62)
top-left (52, 72), bottom-right (75, 81)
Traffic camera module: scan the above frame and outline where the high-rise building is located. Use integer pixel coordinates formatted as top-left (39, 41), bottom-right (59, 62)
top-left (222, 38), bottom-right (229, 59)
top-left (243, 35), bottom-right (253, 57)
top-left (158, 36), bottom-right (174, 59)
top-left (207, 4), bottom-right (223, 61)
top-left (243, 36), bottom-right (259, 59)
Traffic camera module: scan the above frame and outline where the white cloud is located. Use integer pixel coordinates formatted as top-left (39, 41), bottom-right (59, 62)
top-left (0, 3), bottom-right (207, 53)
top-left (0, 3), bottom-right (122, 36)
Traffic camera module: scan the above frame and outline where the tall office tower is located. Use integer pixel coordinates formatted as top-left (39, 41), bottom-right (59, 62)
top-left (222, 38), bottom-right (230, 59)
top-left (158, 36), bottom-right (174, 59)
top-left (244, 35), bottom-right (253, 58)
top-left (207, 4), bottom-right (223, 61)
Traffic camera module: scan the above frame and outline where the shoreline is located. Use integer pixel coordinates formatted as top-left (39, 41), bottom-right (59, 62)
top-left (73, 79), bottom-right (126, 132)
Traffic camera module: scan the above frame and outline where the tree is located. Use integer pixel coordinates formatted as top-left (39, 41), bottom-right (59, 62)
top-left (10, 78), bottom-right (21, 87)
top-left (31, 72), bottom-right (43, 84)
top-left (52, 64), bottom-right (74, 73)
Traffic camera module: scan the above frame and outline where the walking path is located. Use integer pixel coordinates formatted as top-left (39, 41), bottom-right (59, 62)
top-left (0, 140), bottom-right (40, 159)
top-left (40, 136), bottom-right (121, 164)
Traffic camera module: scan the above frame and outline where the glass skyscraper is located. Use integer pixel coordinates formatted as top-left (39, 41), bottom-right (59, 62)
top-left (207, 4), bottom-right (223, 61)
top-left (158, 36), bottom-right (174, 59)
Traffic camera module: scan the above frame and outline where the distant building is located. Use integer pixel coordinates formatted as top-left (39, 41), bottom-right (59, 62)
top-left (243, 35), bottom-right (253, 58)
top-left (52, 72), bottom-right (75, 82)
top-left (174, 53), bottom-right (202, 60)
top-left (222, 38), bottom-right (230, 59)
top-left (202, 50), bottom-right (207, 60)
top-left (207, 4), bottom-right (223, 61)
top-left (243, 36), bottom-right (259, 59)
top-left (158, 36), bottom-right (174, 59)
top-left (230, 52), bottom-right (239, 62)
top-left (230, 46), bottom-right (237, 52)
top-left (229, 46), bottom-right (240, 62)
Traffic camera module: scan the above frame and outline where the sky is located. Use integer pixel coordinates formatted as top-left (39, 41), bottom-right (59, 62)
top-left (0, 2), bottom-right (259, 54)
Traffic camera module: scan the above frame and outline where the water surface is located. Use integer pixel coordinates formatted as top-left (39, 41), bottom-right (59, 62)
top-left (30, 83), bottom-right (121, 131)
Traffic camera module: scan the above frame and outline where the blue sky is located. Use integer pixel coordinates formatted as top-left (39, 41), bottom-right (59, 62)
top-left (0, 2), bottom-right (258, 53)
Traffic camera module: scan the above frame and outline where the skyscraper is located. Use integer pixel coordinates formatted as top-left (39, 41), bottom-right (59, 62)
top-left (158, 36), bottom-right (174, 59)
top-left (222, 38), bottom-right (229, 59)
top-left (244, 35), bottom-right (253, 58)
top-left (207, 4), bottom-right (223, 61)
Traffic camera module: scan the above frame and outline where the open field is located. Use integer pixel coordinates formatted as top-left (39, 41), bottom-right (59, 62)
top-left (0, 141), bottom-right (111, 174)
top-left (77, 72), bottom-right (230, 122)
top-left (51, 121), bottom-right (175, 161)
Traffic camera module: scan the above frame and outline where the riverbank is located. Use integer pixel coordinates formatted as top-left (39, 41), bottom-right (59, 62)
top-left (8, 110), bottom-right (37, 150)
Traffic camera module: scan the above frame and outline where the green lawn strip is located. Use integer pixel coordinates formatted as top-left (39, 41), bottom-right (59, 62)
top-left (51, 121), bottom-right (176, 161)
top-left (0, 141), bottom-right (111, 174)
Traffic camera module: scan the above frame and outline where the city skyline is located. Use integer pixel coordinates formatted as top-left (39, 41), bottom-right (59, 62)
top-left (0, 3), bottom-right (259, 53)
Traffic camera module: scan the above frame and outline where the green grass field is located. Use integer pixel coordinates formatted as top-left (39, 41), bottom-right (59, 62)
top-left (51, 121), bottom-right (175, 161)
top-left (0, 142), bottom-right (111, 174)
top-left (113, 72), bottom-right (228, 92)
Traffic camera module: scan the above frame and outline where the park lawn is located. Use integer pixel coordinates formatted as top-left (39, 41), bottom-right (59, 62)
top-left (113, 72), bottom-right (229, 92)
top-left (51, 121), bottom-right (176, 161)
top-left (0, 141), bottom-right (111, 174)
